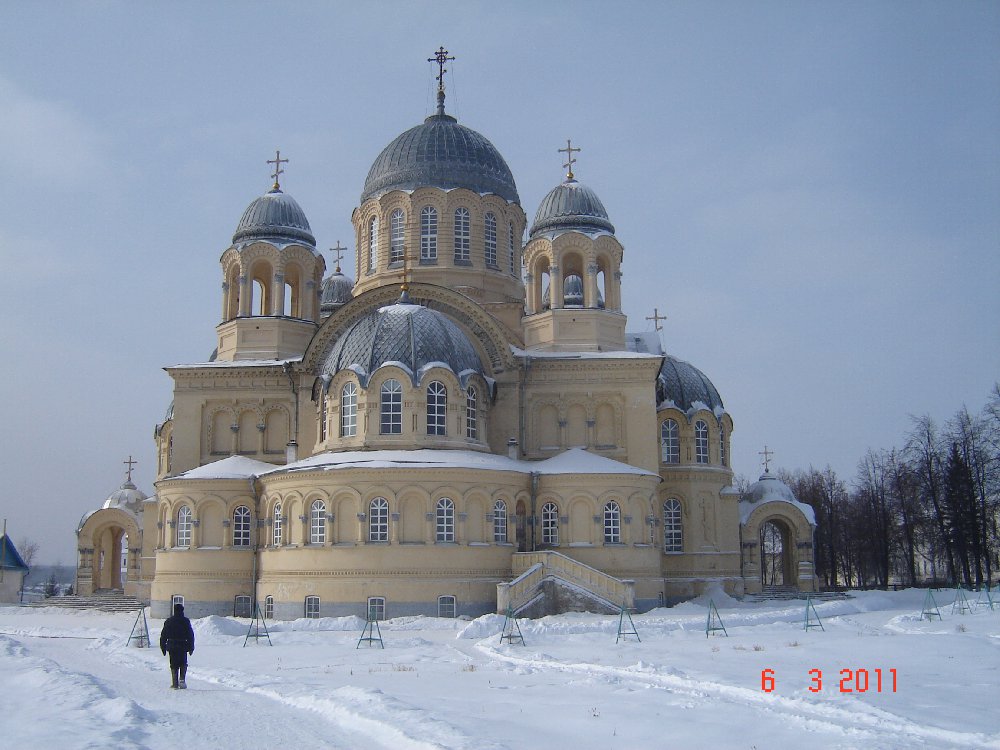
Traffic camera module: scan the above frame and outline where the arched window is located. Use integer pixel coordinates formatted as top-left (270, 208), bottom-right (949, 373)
top-left (176, 506), bottom-right (192, 548)
top-left (380, 379), bottom-right (402, 434)
top-left (264, 595), bottom-right (274, 620)
top-left (454, 207), bottom-right (470, 262)
top-left (390, 209), bottom-right (405, 264)
top-left (233, 505), bottom-right (251, 547)
top-left (310, 500), bottom-right (327, 544)
top-left (234, 594), bottom-right (251, 618)
top-left (420, 206), bottom-right (437, 261)
top-left (304, 595), bottom-right (320, 619)
top-left (493, 500), bottom-right (508, 543)
top-left (541, 502), bottom-right (559, 545)
top-left (367, 596), bottom-right (385, 621)
top-left (663, 498), bottom-right (683, 553)
top-left (465, 385), bottom-right (478, 440)
top-left (436, 498), bottom-right (455, 542)
top-left (695, 420), bottom-right (709, 464)
top-left (369, 497), bottom-right (389, 542)
top-left (319, 393), bottom-right (328, 442)
top-left (272, 503), bottom-right (283, 546)
top-left (720, 427), bottom-right (727, 467)
top-left (368, 216), bottom-right (378, 272)
top-left (484, 212), bottom-right (497, 266)
top-left (341, 382), bottom-right (358, 437)
top-left (438, 595), bottom-right (456, 618)
top-left (660, 419), bottom-right (679, 464)
top-left (508, 223), bottom-right (516, 276)
top-left (603, 501), bottom-right (621, 544)
top-left (426, 381), bottom-right (447, 435)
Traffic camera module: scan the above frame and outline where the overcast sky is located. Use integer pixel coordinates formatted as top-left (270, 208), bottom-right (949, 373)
top-left (1, 2), bottom-right (997, 564)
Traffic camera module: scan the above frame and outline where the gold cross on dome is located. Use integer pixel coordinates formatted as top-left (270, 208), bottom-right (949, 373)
top-left (558, 139), bottom-right (581, 179)
top-left (123, 455), bottom-right (137, 483)
top-left (645, 307), bottom-right (667, 331)
top-left (759, 445), bottom-right (774, 473)
top-left (427, 46), bottom-right (455, 92)
top-left (267, 149), bottom-right (288, 190)
top-left (330, 241), bottom-right (346, 272)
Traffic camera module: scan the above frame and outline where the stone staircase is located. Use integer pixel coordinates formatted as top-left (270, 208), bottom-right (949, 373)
top-left (30, 591), bottom-right (145, 612)
top-left (743, 586), bottom-right (850, 603)
top-left (498, 551), bottom-right (633, 617)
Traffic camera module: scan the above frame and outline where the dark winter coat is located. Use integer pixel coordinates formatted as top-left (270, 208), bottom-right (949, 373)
top-left (160, 605), bottom-right (195, 656)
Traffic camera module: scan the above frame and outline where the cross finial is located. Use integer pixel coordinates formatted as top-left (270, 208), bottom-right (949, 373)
top-left (558, 139), bottom-right (581, 180)
top-left (427, 46), bottom-right (455, 116)
top-left (267, 149), bottom-right (288, 191)
top-left (646, 307), bottom-right (667, 331)
top-left (330, 241), bottom-right (346, 272)
top-left (759, 445), bottom-right (774, 474)
top-left (123, 455), bottom-right (137, 484)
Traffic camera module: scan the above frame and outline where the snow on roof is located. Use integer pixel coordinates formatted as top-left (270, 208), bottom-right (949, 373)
top-left (166, 358), bottom-right (301, 370)
top-left (168, 455), bottom-right (280, 480)
top-left (510, 346), bottom-right (660, 361)
top-left (738, 473), bottom-right (817, 525)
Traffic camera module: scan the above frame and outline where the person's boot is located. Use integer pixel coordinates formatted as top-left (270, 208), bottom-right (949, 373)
top-left (179, 665), bottom-right (187, 689)
top-left (170, 668), bottom-right (179, 689)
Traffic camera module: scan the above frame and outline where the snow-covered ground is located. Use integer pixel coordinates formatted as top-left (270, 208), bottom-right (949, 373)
top-left (0, 589), bottom-right (997, 749)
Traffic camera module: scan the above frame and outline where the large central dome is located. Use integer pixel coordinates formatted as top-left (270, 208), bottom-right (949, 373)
top-left (361, 113), bottom-right (519, 204)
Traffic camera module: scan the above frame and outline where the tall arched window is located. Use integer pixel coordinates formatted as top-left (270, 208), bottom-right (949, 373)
top-left (380, 379), bottom-right (402, 434)
top-left (310, 500), bottom-right (326, 544)
top-left (484, 212), bottom-right (497, 266)
top-left (233, 505), bottom-right (251, 548)
top-left (368, 216), bottom-right (378, 272)
top-left (508, 223), bottom-right (516, 276)
top-left (660, 419), bottom-right (679, 464)
top-left (341, 382), bottom-right (358, 437)
top-left (176, 506), bottom-right (192, 548)
top-left (695, 420), bottom-right (709, 464)
top-left (420, 206), bottom-right (437, 261)
top-left (720, 427), bottom-right (727, 467)
top-left (663, 498), bottom-right (683, 553)
top-left (426, 381), bottom-right (447, 435)
top-left (541, 502), bottom-right (559, 545)
top-left (272, 503), bottom-right (283, 546)
top-left (390, 209), bottom-right (405, 264)
top-left (264, 595), bottom-right (274, 620)
top-left (603, 501), bottom-right (621, 544)
top-left (493, 500), bottom-right (508, 543)
top-left (319, 393), bottom-right (328, 442)
top-left (454, 207), bottom-right (470, 262)
top-left (465, 385), bottom-right (478, 440)
top-left (304, 595), bottom-right (320, 619)
top-left (369, 497), bottom-right (389, 542)
top-left (436, 498), bottom-right (455, 542)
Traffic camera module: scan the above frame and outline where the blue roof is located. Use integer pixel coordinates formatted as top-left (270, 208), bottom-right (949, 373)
top-left (530, 178), bottom-right (615, 239)
top-left (657, 355), bottom-right (725, 414)
top-left (233, 188), bottom-right (316, 247)
top-left (0, 534), bottom-right (29, 572)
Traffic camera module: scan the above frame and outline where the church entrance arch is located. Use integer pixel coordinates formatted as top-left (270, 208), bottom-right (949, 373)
top-left (94, 524), bottom-right (129, 591)
top-left (760, 518), bottom-right (795, 588)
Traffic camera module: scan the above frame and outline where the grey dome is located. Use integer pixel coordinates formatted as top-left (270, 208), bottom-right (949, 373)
top-left (657, 356), bottom-right (725, 413)
top-left (542, 274), bottom-right (604, 308)
top-left (233, 188), bottom-right (316, 247)
top-left (745, 472), bottom-right (798, 505)
top-left (530, 178), bottom-right (615, 239)
top-left (361, 114), bottom-right (519, 204)
top-left (102, 480), bottom-right (148, 513)
top-left (320, 270), bottom-right (354, 315)
top-left (323, 299), bottom-right (485, 386)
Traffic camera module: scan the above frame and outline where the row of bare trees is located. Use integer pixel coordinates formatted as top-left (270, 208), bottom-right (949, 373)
top-left (779, 385), bottom-right (999, 590)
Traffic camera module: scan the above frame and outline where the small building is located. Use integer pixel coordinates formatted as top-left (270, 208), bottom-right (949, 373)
top-left (0, 534), bottom-right (30, 603)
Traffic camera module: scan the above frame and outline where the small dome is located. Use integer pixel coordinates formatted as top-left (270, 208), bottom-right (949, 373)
top-left (102, 480), bottom-right (148, 513)
top-left (745, 472), bottom-right (798, 504)
top-left (320, 269), bottom-right (355, 315)
top-left (657, 355), bottom-right (725, 413)
top-left (530, 178), bottom-right (615, 239)
top-left (542, 274), bottom-right (604, 308)
top-left (233, 188), bottom-right (316, 247)
top-left (361, 113), bottom-right (519, 204)
top-left (323, 299), bottom-right (485, 386)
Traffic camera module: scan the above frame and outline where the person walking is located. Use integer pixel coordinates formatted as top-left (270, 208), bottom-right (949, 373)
top-left (159, 603), bottom-right (195, 689)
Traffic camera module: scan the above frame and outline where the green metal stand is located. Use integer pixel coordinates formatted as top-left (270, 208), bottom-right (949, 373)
top-left (951, 587), bottom-right (972, 615)
top-left (616, 600), bottom-right (640, 643)
top-left (975, 585), bottom-right (994, 611)
top-left (920, 589), bottom-right (942, 621)
top-left (357, 613), bottom-right (384, 649)
top-left (803, 595), bottom-right (825, 631)
top-left (127, 607), bottom-right (150, 648)
top-left (243, 603), bottom-right (272, 647)
top-left (706, 599), bottom-right (728, 637)
top-left (499, 605), bottom-right (525, 646)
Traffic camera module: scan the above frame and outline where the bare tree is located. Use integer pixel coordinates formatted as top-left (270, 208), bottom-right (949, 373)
top-left (15, 537), bottom-right (38, 568)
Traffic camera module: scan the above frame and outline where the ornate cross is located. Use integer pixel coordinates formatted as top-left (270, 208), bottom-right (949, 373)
top-left (558, 139), bottom-right (581, 179)
top-left (330, 241), bottom-right (346, 272)
top-left (645, 307), bottom-right (667, 331)
top-left (759, 445), bottom-right (774, 473)
top-left (123, 455), bottom-right (137, 483)
top-left (267, 149), bottom-right (288, 190)
top-left (427, 46), bottom-right (455, 92)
